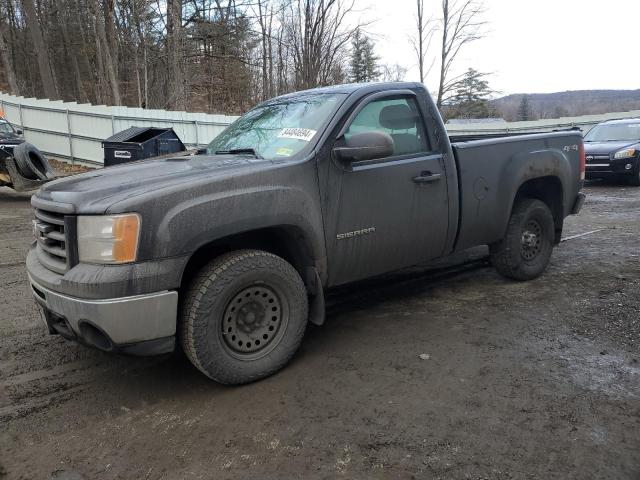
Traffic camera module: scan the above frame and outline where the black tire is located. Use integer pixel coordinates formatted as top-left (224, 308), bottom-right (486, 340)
top-left (490, 198), bottom-right (555, 281)
top-left (12, 142), bottom-right (54, 180)
top-left (179, 249), bottom-right (309, 384)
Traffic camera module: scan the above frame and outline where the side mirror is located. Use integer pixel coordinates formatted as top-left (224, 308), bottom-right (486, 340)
top-left (333, 131), bottom-right (394, 162)
top-left (16, 129), bottom-right (23, 135)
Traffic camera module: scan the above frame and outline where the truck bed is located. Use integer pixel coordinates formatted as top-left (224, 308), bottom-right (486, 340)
top-left (450, 131), bottom-right (584, 252)
top-left (449, 127), bottom-right (582, 144)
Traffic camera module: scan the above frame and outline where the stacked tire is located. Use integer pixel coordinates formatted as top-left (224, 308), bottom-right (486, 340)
top-left (12, 142), bottom-right (54, 180)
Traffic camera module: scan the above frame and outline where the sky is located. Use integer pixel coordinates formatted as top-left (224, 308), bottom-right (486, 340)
top-left (359, 0), bottom-right (640, 97)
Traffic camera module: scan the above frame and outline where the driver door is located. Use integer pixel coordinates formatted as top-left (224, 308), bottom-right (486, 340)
top-left (323, 93), bottom-right (450, 286)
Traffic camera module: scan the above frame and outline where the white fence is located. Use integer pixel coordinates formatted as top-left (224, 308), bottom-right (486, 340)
top-left (0, 92), bottom-right (239, 166)
top-left (446, 109), bottom-right (640, 136)
top-left (2, 90), bottom-right (640, 165)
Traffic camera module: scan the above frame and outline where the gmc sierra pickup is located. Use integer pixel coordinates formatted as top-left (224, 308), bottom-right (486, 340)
top-left (26, 82), bottom-right (586, 384)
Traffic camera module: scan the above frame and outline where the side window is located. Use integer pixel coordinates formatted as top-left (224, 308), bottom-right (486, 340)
top-left (345, 97), bottom-right (430, 156)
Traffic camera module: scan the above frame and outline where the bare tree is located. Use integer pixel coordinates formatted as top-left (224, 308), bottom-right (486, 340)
top-left (381, 63), bottom-right (407, 82)
top-left (21, 0), bottom-right (58, 99)
top-left (286, 0), bottom-right (360, 90)
top-left (0, 17), bottom-right (19, 95)
top-left (57, 3), bottom-right (88, 103)
top-left (411, 0), bottom-right (435, 84)
top-left (71, 0), bottom-right (98, 101)
top-left (92, 0), bottom-right (121, 105)
top-left (436, 0), bottom-right (486, 109)
top-left (103, 0), bottom-right (119, 80)
top-left (254, 0), bottom-right (274, 101)
top-left (0, 0), bottom-right (365, 115)
top-left (166, 0), bottom-right (185, 109)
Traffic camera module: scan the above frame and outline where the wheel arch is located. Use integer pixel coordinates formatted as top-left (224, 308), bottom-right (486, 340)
top-left (513, 176), bottom-right (564, 243)
top-left (180, 225), bottom-right (318, 288)
top-left (179, 225), bottom-right (326, 326)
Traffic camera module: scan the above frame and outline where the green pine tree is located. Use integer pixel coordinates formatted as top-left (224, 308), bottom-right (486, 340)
top-left (349, 29), bottom-right (380, 83)
top-left (445, 68), bottom-right (497, 120)
top-left (518, 95), bottom-right (533, 121)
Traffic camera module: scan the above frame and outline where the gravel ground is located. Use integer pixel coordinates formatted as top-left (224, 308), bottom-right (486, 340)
top-left (0, 181), bottom-right (638, 479)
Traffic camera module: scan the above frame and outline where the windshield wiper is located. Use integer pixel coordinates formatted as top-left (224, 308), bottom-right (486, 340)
top-left (214, 148), bottom-right (263, 159)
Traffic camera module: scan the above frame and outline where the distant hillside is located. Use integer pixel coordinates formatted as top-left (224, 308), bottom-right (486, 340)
top-left (490, 90), bottom-right (640, 121)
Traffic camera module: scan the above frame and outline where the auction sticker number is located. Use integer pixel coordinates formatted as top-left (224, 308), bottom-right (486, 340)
top-left (278, 128), bottom-right (317, 142)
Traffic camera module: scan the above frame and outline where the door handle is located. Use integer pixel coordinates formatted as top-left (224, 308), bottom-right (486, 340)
top-left (412, 172), bottom-right (442, 183)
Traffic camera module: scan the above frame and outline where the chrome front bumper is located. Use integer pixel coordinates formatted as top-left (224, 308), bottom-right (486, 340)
top-left (28, 276), bottom-right (178, 354)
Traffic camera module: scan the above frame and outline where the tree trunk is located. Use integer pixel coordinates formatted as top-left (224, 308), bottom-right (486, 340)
top-left (267, 5), bottom-right (274, 98)
top-left (71, 0), bottom-right (96, 103)
top-left (93, 0), bottom-right (121, 105)
top-left (143, 41), bottom-right (148, 108)
top-left (437, 0), bottom-right (448, 109)
top-left (416, 0), bottom-right (424, 83)
top-left (0, 21), bottom-right (19, 95)
top-left (103, 0), bottom-right (118, 79)
top-left (166, 0), bottom-right (184, 110)
top-left (21, 0), bottom-right (58, 99)
top-left (60, 16), bottom-right (87, 102)
top-left (92, 10), bottom-right (107, 104)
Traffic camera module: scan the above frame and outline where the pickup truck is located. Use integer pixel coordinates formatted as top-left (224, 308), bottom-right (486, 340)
top-left (26, 82), bottom-right (586, 384)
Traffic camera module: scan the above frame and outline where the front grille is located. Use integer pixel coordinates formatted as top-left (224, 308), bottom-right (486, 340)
top-left (586, 154), bottom-right (610, 163)
top-left (34, 208), bottom-right (68, 274)
top-left (585, 154), bottom-right (611, 171)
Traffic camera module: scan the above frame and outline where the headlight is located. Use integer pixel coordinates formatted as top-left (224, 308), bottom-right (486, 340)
top-left (613, 148), bottom-right (636, 160)
top-left (77, 214), bottom-right (140, 264)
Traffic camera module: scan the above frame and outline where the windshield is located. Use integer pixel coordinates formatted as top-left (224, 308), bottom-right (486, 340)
top-left (207, 93), bottom-right (346, 160)
top-left (584, 123), bottom-right (640, 142)
top-left (0, 121), bottom-right (14, 134)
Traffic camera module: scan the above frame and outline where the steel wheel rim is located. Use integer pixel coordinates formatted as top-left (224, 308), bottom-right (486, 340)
top-left (521, 219), bottom-right (543, 261)
top-left (220, 284), bottom-right (287, 360)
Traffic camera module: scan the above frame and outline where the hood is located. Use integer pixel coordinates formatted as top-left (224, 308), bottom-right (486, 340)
top-left (584, 140), bottom-right (639, 156)
top-left (36, 153), bottom-right (275, 213)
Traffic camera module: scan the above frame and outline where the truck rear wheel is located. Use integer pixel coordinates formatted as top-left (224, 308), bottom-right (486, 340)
top-left (490, 198), bottom-right (555, 281)
top-left (179, 249), bottom-right (308, 384)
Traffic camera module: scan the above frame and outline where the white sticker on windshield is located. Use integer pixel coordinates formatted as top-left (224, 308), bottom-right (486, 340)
top-left (278, 128), bottom-right (317, 142)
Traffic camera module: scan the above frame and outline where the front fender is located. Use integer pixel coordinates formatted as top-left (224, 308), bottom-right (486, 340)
top-left (156, 185), bottom-right (325, 263)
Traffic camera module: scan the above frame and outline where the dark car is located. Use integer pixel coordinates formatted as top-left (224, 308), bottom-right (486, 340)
top-left (26, 82), bottom-right (585, 384)
top-left (0, 118), bottom-right (24, 159)
top-left (584, 118), bottom-right (640, 185)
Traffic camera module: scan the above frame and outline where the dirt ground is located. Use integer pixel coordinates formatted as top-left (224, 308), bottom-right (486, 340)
top-left (46, 159), bottom-right (90, 175)
top-left (0, 181), bottom-right (638, 480)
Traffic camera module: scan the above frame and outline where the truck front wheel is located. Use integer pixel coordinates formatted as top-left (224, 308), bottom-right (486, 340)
top-left (179, 250), bottom-right (308, 384)
top-left (490, 198), bottom-right (555, 281)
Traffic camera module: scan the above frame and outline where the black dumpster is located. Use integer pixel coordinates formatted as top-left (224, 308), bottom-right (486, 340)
top-left (102, 126), bottom-right (185, 166)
